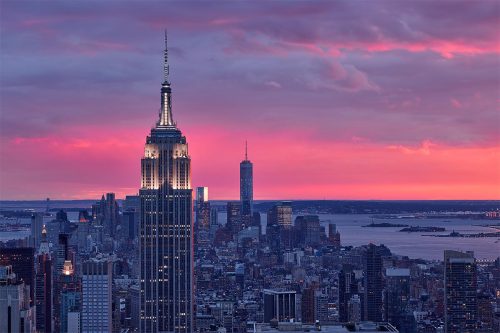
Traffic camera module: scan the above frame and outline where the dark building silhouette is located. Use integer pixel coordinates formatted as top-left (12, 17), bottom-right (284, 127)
top-left (266, 223), bottom-right (281, 253)
top-left (56, 210), bottom-right (68, 222)
top-left (92, 193), bottom-right (119, 237)
top-left (328, 223), bottom-right (341, 248)
top-left (339, 264), bottom-right (359, 323)
top-left (196, 187), bottom-right (210, 229)
top-left (444, 250), bottom-right (477, 333)
top-left (240, 142), bottom-right (253, 228)
top-left (267, 202), bottom-right (293, 249)
top-left (30, 213), bottom-right (43, 249)
top-left (227, 201), bottom-right (242, 234)
top-left (195, 187), bottom-right (211, 245)
top-left (139, 32), bottom-right (193, 332)
top-left (35, 227), bottom-right (52, 333)
top-left (53, 233), bottom-right (76, 333)
top-left (0, 247), bottom-right (35, 306)
top-left (122, 210), bottom-right (139, 242)
top-left (295, 215), bottom-right (322, 246)
top-left (384, 268), bottom-right (415, 332)
top-left (363, 244), bottom-right (383, 322)
top-left (301, 285), bottom-right (317, 323)
top-left (477, 293), bottom-right (494, 332)
top-left (59, 260), bottom-right (80, 333)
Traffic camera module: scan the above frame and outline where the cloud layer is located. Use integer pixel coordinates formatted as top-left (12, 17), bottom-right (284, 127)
top-left (1, 1), bottom-right (499, 199)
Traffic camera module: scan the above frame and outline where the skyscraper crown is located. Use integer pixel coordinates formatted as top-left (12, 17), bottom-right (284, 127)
top-left (158, 30), bottom-right (175, 128)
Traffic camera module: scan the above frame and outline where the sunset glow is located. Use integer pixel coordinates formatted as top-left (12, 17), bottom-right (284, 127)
top-left (1, 1), bottom-right (499, 200)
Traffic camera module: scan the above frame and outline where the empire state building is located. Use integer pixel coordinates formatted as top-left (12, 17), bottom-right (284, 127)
top-left (140, 32), bottom-right (193, 333)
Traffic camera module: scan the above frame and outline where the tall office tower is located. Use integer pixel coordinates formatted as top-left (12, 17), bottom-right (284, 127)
top-left (301, 285), bottom-right (317, 323)
top-left (262, 289), bottom-right (296, 323)
top-left (196, 188), bottom-right (210, 228)
top-left (227, 201), bottom-right (242, 233)
top-left (123, 195), bottom-right (141, 242)
top-left (196, 186), bottom-right (208, 204)
top-left (0, 247), bottom-right (35, 306)
top-left (267, 202), bottom-right (292, 229)
top-left (122, 209), bottom-right (140, 242)
top-left (338, 264), bottom-right (359, 323)
top-left (92, 193), bottom-right (120, 237)
top-left (139, 32), bottom-right (193, 333)
top-left (59, 260), bottom-right (81, 333)
top-left (76, 217), bottom-right (91, 254)
top-left (31, 213), bottom-right (43, 249)
top-left (240, 142), bottom-right (253, 228)
top-left (54, 234), bottom-right (76, 333)
top-left (81, 259), bottom-right (113, 333)
top-left (444, 250), bottom-right (477, 333)
top-left (56, 234), bottom-right (70, 273)
top-left (384, 268), bottom-right (414, 332)
top-left (0, 265), bottom-right (35, 333)
top-left (295, 215), bottom-right (322, 246)
top-left (266, 223), bottom-right (281, 253)
top-left (363, 244), bottom-right (383, 322)
top-left (268, 202), bottom-right (293, 249)
top-left (92, 195), bottom-right (106, 221)
top-left (105, 192), bottom-right (119, 237)
top-left (35, 227), bottom-right (52, 333)
top-left (328, 223), bottom-right (341, 247)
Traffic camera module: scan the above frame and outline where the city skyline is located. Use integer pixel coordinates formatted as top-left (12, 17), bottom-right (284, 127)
top-left (1, 1), bottom-right (499, 200)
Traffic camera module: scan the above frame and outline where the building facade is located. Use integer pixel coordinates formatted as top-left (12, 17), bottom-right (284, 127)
top-left (81, 259), bottom-right (113, 333)
top-left (338, 264), bottom-right (359, 323)
top-left (240, 142), bottom-right (253, 228)
top-left (139, 32), bottom-right (193, 332)
top-left (384, 268), bottom-right (413, 332)
top-left (0, 247), bottom-right (35, 306)
top-left (0, 266), bottom-right (35, 333)
top-left (263, 289), bottom-right (296, 323)
top-left (364, 244), bottom-right (383, 322)
top-left (444, 250), bottom-right (477, 333)
top-left (35, 227), bottom-right (52, 333)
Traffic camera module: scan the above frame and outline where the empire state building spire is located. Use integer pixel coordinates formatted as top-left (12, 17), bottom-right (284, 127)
top-left (163, 29), bottom-right (169, 85)
top-left (158, 30), bottom-right (174, 127)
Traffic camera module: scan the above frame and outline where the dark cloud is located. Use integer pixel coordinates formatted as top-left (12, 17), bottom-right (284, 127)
top-left (0, 1), bottom-right (498, 146)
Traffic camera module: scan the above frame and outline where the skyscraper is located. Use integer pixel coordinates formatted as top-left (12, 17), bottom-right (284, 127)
top-left (267, 202), bottom-right (292, 229)
top-left (227, 201), bottom-right (242, 234)
top-left (363, 243), bottom-right (383, 322)
top-left (0, 265), bottom-right (35, 333)
top-left (81, 258), bottom-right (113, 333)
top-left (384, 268), bottom-right (414, 332)
top-left (59, 260), bottom-right (80, 333)
top-left (35, 226), bottom-right (52, 333)
top-left (444, 250), bottom-right (477, 333)
top-left (195, 187), bottom-right (211, 244)
top-left (31, 213), bottom-right (43, 249)
top-left (338, 264), bottom-right (359, 323)
top-left (139, 31), bottom-right (193, 332)
top-left (240, 141), bottom-right (253, 228)
top-left (0, 247), bottom-right (35, 306)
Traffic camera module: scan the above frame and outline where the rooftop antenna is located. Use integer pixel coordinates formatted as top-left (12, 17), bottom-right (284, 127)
top-left (245, 140), bottom-right (248, 160)
top-left (163, 29), bottom-right (169, 84)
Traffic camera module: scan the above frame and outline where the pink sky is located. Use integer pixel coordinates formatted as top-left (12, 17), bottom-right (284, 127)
top-left (0, 1), bottom-right (499, 200)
